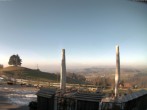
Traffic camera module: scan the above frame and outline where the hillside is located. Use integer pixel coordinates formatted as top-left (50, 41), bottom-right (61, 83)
top-left (0, 66), bottom-right (57, 82)
top-left (0, 66), bottom-right (85, 84)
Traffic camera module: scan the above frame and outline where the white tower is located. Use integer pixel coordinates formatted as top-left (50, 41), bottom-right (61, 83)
top-left (60, 49), bottom-right (66, 93)
top-left (115, 45), bottom-right (120, 98)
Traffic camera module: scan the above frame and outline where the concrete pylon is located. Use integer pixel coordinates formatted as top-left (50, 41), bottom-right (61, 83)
top-left (115, 45), bottom-right (120, 98)
top-left (60, 49), bottom-right (66, 93)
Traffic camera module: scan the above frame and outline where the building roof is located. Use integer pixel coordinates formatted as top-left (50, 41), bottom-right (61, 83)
top-left (36, 88), bottom-right (56, 98)
top-left (130, 0), bottom-right (147, 3)
top-left (117, 89), bottom-right (147, 103)
top-left (72, 92), bottom-right (104, 102)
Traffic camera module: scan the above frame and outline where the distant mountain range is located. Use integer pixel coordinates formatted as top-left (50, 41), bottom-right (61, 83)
top-left (69, 67), bottom-right (146, 79)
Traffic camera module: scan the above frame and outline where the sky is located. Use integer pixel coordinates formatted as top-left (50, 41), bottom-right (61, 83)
top-left (0, 0), bottom-right (147, 72)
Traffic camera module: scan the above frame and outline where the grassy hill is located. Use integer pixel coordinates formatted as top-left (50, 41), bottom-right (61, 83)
top-left (0, 66), bottom-right (57, 82)
top-left (0, 66), bottom-right (86, 84)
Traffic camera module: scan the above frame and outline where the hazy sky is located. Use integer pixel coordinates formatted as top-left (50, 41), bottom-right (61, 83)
top-left (0, 0), bottom-right (147, 72)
